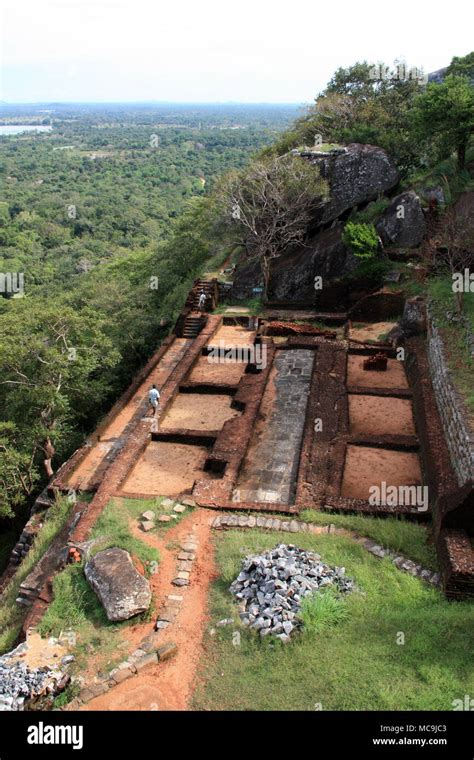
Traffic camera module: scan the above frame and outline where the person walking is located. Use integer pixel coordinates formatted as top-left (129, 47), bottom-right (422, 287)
top-left (148, 384), bottom-right (160, 416)
top-left (198, 290), bottom-right (207, 311)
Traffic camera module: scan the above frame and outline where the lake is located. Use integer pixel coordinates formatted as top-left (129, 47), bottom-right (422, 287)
top-left (0, 125), bottom-right (52, 135)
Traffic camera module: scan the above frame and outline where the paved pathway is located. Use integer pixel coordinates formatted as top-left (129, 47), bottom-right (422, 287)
top-left (233, 349), bottom-right (314, 504)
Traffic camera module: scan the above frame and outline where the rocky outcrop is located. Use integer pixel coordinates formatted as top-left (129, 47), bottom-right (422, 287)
top-left (376, 191), bottom-right (426, 248)
top-left (307, 143), bottom-right (399, 225)
top-left (267, 223), bottom-right (357, 301)
top-left (232, 143), bottom-right (400, 302)
top-left (84, 547), bottom-right (151, 621)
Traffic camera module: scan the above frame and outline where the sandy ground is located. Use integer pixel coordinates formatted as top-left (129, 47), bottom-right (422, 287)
top-left (188, 355), bottom-right (246, 384)
top-left (348, 395), bottom-right (416, 436)
top-left (120, 441), bottom-right (213, 496)
top-left (347, 355), bottom-right (409, 389)
top-left (81, 509), bottom-right (217, 711)
top-left (101, 339), bottom-right (189, 440)
top-left (208, 324), bottom-right (255, 348)
top-left (160, 393), bottom-right (239, 431)
top-left (349, 322), bottom-right (396, 343)
top-left (66, 442), bottom-right (114, 490)
top-left (7, 631), bottom-right (70, 669)
top-left (341, 445), bottom-right (422, 500)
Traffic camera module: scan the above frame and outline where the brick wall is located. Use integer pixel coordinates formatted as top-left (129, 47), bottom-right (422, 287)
top-left (426, 307), bottom-right (474, 488)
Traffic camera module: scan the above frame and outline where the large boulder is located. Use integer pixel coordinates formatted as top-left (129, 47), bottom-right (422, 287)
top-left (306, 143), bottom-right (399, 225)
top-left (376, 191), bottom-right (426, 248)
top-left (84, 547), bottom-right (151, 622)
top-left (267, 223), bottom-right (357, 302)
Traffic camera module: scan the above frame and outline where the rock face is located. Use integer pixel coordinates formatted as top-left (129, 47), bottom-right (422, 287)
top-left (230, 544), bottom-right (354, 641)
top-left (267, 223), bottom-right (358, 302)
top-left (232, 143), bottom-right (400, 302)
top-left (308, 143), bottom-right (399, 225)
top-left (376, 191), bottom-right (426, 248)
top-left (85, 547), bottom-right (151, 621)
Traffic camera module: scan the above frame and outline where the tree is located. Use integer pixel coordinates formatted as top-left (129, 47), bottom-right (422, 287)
top-left (0, 423), bottom-right (38, 519)
top-left (270, 60), bottom-right (424, 175)
top-left (219, 155), bottom-right (328, 297)
top-left (411, 75), bottom-right (474, 169)
top-left (447, 52), bottom-right (474, 80)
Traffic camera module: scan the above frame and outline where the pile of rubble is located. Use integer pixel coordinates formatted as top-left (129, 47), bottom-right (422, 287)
top-left (0, 653), bottom-right (69, 711)
top-left (230, 544), bottom-right (354, 642)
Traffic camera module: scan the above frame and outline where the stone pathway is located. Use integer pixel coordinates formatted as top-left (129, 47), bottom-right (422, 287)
top-left (233, 349), bottom-right (314, 504)
top-left (211, 514), bottom-right (440, 586)
top-left (69, 510), bottom-right (215, 711)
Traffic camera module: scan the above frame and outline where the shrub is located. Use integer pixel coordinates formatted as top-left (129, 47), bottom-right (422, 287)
top-left (343, 222), bottom-right (379, 259)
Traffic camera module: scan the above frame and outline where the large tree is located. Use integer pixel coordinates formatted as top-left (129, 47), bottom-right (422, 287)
top-left (219, 154), bottom-right (328, 297)
top-left (411, 75), bottom-right (474, 169)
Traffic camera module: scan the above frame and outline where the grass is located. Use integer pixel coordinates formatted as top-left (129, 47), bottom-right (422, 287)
top-left (35, 497), bottom-right (162, 692)
top-left (406, 145), bottom-right (474, 206)
top-left (111, 495), bottom-right (192, 535)
top-left (89, 498), bottom-right (161, 568)
top-left (192, 529), bottom-right (474, 711)
top-left (299, 587), bottom-right (349, 634)
top-left (299, 510), bottom-right (437, 570)
top-left (428, 275), bottom-right (474, 414)
top-left (215, 295), bottom-right (264, 315)
top-left (0, 496), bottom-right (74, 654)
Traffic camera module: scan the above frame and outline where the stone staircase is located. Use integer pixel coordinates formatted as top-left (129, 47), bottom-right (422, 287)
top-left (182, 313), bottom-right (206, 339)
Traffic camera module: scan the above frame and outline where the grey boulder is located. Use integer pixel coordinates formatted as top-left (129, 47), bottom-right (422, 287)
top-left (85, 547), bottom-right (151, 621)
top-left (376, 191), bottom-right (426, 248)
top-left (307, 143), bottom-right (400, 225)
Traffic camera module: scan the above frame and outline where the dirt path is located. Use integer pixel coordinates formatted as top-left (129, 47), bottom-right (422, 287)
top-left (81, 508), bottom-right (217, 711)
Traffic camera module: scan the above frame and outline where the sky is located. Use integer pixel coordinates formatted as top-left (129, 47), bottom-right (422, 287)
top-left (1, 0), bottom-right (472, 103)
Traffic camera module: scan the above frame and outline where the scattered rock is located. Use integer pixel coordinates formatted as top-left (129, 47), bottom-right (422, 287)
top-left (172, 578), bottom-right (189, 587)
top-left (140, 520), bottom-right (155, 532)
top-left (157, 643), bottom-right (178, 662)
top-left (141, 510), bottom-right (155, 522)
top-left (161, 498), bottom-right (175, 508)
top-left (158, 515), bottom-right (172, 523)
top-left (216, 618), bottom-right (234, 627)
top-left (84, 547), bottom-right (151, 622)
top-left (173, 504), bottom-right (186, 514)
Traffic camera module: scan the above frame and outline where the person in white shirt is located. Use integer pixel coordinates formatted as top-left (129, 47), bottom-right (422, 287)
top-left (198, 291), bottom-right (206, 311)
top-left (148, 384), bottom-right (160, 416)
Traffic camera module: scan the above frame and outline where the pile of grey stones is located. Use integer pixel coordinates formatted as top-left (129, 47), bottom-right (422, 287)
top-left (230, 544), bottom-right (354, 642)
top-left (0, 650), bottom-right (68, 711)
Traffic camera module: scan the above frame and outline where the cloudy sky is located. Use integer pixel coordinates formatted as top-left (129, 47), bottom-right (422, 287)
top-left (1, 0), bottom-right (472, 103)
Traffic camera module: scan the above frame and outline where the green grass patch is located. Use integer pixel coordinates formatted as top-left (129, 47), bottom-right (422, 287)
top-left (89, 498), bottom-right (160, 570)
top-left (299, 587), bottom-right (349, 634)
top-left (427, 275), bottom-right (474, 414)
top-left (192, 529), bottom-right (474, 711)
top-left (0, 497), bottom-right (74, 655)
top-left (113, 495), bottom-right (192, 535)
top-left (299, 510), bottom-right (437, 570)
